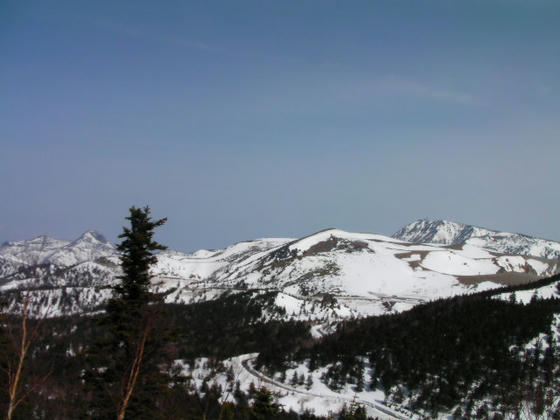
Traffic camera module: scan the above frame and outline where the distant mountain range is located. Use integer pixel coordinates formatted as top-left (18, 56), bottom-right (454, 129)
top-left (1, 220), bottom-right (560, 419)
top-left (0, 230), bottom-right (115, 267)
top-left (1, 220), bottom-right (558, 319)
top-left (393, 219), bottom-right (560, 259)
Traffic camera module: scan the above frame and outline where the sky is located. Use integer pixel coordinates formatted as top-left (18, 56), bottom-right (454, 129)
top-left (1, 0), bottom-right (559, 251)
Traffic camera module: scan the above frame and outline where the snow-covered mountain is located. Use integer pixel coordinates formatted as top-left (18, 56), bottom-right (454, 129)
top-left (392, 219), bottom-right (560, 260)
top-left (1, 224), bottom-right (558, 319)
top-left (2, 224), bottom-right (558, 420)
top-left (0, 230), bottom-right (115, 268)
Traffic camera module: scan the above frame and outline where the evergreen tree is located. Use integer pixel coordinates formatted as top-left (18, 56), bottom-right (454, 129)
top-left (305, 374), bottom-right (313, 390)
top-left (113, 206), bottom-right (167, 305)
top-left (346, 395), bottom-right (367, 420)
top-left (290, 371), bottom-right (298, 386)
top-left (250, 387), bottom-right (280, 420)
top-left (219, 402), bottom-right (235, 420)
top-left (84, 206), bottom-right (170, 420)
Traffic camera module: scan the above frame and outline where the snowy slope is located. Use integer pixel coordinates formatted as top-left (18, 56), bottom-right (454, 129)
top-left (47, 231), bottom-right (116, 266)
top-left (0, 231), bottom-right (115, 267)
top-left (393, 219), bottom-right (560, 259)
top-left (153, 237), bottom-right (292, 281)
top-left (176, 354), bottom-right (410, 419)
top-left (0, 235), bottom-right (71, 265)
top-left (392, 219), bottom-right (491, 245)
top-left (1, 227), bottom-right (558, 318)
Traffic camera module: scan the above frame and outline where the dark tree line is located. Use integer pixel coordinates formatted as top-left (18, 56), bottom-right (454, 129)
top-left (0, 207), bottom-right (558, 419)
top-left (165, 291), bottom-right (311, 364)
top-left (261, 277), bottom-right (560, 418)
top-left (0, 207), bottom-right (329, 419)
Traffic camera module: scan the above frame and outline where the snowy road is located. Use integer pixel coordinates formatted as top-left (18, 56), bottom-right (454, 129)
top-left (236, 355), bottom-right (411, 420)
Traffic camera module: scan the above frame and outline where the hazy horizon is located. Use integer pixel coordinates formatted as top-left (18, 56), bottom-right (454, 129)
top-left (4, 217), bottom-right (560, 255)
top-left (2, 0), bottom-right (559, 251)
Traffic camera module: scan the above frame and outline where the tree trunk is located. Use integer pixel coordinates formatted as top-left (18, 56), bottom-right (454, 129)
top-left (116, 322), bottom-right (151, 420)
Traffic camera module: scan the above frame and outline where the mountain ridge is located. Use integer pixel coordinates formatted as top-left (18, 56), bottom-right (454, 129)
top-left (1, 221), bottom-right (558, 319)
top-left (392, 219), bottom-right (560, 259)
top-left (1, 222), bottom-right (558, 419)
top-left (0, 230), bottom-right (115, 269)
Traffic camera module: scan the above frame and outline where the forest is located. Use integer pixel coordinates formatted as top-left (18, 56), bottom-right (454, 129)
top-left (258, 275), bottom-right (560, 418)
top-left (0, 206), bottom-right (558, 419)
top-left (0, 207), bottom-right (330, 419)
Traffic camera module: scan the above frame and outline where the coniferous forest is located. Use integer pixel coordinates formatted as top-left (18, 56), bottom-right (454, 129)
top-left (259, 275), bottom-right (560, 418)
top-left (0, 207), bottom-right (323, 420)
top-left (5, 0), bottom-right (560, 418)
top-left (0, 207), bottom-right (558, 419)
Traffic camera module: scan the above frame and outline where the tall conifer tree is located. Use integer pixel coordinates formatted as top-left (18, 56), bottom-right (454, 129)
top-left (114, 206), bottom-right (167, 305)
top-left (84, 206), bottom-right (170, 420)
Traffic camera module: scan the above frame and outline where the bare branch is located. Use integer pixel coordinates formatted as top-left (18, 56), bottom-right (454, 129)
top-left (3, 292), bottom-right (53, 420)
top-left (5, 294), bottom-right (30, 420)
top-left (116, 317), bottom-right (153, 420)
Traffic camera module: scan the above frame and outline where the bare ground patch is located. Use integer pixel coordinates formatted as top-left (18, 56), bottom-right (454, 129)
top-left (456, 272), bottom-right (541, 287)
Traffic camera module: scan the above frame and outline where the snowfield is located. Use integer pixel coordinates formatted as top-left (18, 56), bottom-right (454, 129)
top-left (1, 224), bottom-right (558, 319)
top-left (1, 222), bottom-right (559, 418)
top-left (176, 354), bottom-right (412, 419)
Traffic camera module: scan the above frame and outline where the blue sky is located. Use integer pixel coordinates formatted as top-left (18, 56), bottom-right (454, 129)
top-left (2, 0), bottom-right (559, 251)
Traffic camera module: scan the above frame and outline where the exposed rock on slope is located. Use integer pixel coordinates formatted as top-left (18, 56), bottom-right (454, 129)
top-left (1, 224), bottom-right (558, 319)
top-left (393, 219), bottom-right (560, 259)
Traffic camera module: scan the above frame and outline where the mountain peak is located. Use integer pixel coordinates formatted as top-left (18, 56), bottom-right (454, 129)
top-left (74, 230), bottom-right (109, 244)
top-left (393, 219), bottom-right (560, 259)
top-left (0, 230), bottom-right (115, 267)
top-left (392, 219), bottom-right (475, 245)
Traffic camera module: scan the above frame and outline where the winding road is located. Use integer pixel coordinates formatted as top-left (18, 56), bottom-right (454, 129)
top-left (235, 355), bottom-right (412, 420)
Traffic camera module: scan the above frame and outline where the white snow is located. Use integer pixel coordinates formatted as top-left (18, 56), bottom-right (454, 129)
top-left (421, 251), bottom-right (499, 276)
top-left (458, 244), bottom-right (495, 259)
top-left (2, 227), bottom-right (558, 320)
top-left (175, 354), bottom-right (410, 419)
top-left (274, 293), bottom-right (304, 315)
top-left (494, 282), bottom-right (559, 304)
top-left (394, 219), bottom-right (560, 260)
top-left (527, 258), bottom-right (550, 274)
top-left (399, 254), bottom-right (421, 262)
